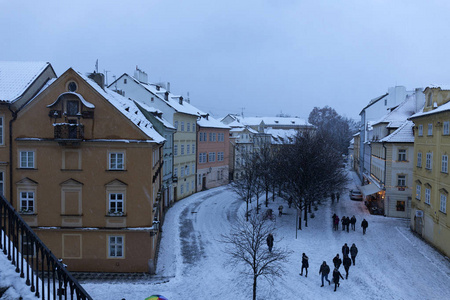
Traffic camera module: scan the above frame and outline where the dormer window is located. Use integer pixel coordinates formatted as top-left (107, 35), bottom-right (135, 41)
top-left (427, 93), bottom-right (432, 106)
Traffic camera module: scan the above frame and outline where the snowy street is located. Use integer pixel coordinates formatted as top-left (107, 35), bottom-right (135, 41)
top-left (79, 170), bottom-right (450, 299)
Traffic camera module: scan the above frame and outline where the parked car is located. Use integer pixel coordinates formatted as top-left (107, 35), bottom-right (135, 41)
top-left (349, 189), bottom-right (363, 201)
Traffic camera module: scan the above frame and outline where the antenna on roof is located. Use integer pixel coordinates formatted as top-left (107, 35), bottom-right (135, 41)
top-left (240, 107), bottom-right (245, 118)
top-left (104, 70), bottom-right (110, 86)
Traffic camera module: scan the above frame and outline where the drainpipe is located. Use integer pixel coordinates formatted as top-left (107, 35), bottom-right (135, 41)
top-left (8, 106), bottom-right (18, 205)
top-left (382, 142), bottom-right (387, 186)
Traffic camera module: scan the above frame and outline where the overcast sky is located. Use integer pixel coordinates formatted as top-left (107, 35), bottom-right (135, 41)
top-left (2, 0), bottom-right (450, 120)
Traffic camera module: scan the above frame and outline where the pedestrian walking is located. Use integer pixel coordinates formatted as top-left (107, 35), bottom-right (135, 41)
top-left (336, 192), bottom-right (340, 203)
top-left (361, 219), bottom-right (368, 234)
top-left (341, 216), bottom-right (346, 231)
top-left (350, 215), bottom-right (356, 231)
top-left (343, 256), bottom-right (352, 279)
top-left (332, 268), bottom-right (344, 292)
top-left (342, 243), bottom-right (349, 258)
top-left (334, 215), bottom-right (340, 231)
top-left (278, 205), bottom-right (283, 217)
top-left (333, 254), bottom-right (342, 269)
top-left (300, 253), bottom-right (309, 277)
top-left (332, 214), bottom-right (337, 230)
top-left (331, 193), bottom-right (335, 203)
top-left (319, 261), bottom-right (331, 287)
top-left (350, 243), bottom-right (358, 265)
top-left (266, 233), bottom-right (274, 252)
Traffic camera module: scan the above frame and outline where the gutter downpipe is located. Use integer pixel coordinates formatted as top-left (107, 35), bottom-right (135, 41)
top-left (8, 106), bottom-right (17, 205)
top-left (383, 142), bottom-right (387, 216)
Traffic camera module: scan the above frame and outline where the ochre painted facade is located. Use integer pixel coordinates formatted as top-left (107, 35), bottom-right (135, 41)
top-left (7, 69), bottom-right (164, 273)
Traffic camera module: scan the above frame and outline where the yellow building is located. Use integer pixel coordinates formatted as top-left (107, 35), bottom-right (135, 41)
top-left (409, 86), bottom-right (450, 257)
top-left (6, 68), bottom-right (165, 273)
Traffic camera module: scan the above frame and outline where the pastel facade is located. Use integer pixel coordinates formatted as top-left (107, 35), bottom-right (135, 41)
top-left (409, 86), bottom-right (450, 257)
top-left (6, 68), bottom-right (165, 273)
top-left (110, 70), bottom-right (203, 201)
top-left (197, 115), bottom-right (230, 190)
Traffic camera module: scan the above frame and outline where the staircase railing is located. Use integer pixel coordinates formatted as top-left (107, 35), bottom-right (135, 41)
top-left (0, 194), bottom-right (92, 300)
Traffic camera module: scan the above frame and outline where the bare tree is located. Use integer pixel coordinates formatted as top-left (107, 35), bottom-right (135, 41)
top-left (221, 214), bottom-right (292, 300)
top-left (231, 152), bottom-right (258, 221)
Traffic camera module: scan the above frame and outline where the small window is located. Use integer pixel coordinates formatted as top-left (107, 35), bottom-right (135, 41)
top-left (67, 100), bottom-right (79, 116)
top-left (109, 193), bottom-right (124, 214)
top-left (427, 93), bottom-right (432, 106)
top-left (20, 191), bottom-right (35, 213)
top-left (174, 121), bottom-right (178, 130)
top-left (218, 152), bottom-right (224, 161)
top-left (181, 122), bottom-right (185, 132)
top-left (417, 152), bottom-right (422, 167)
top-left (192, 123), bottom-right (195, 132)
top-left (397, 175), bottom-right (406, 187)
top-left (416, 185), bottom-right (421, 200)
top-left (187, 144), bottom-right (190, 155)
top-left (208, 152), bottom-right (216, 162)
top-left (428, 124), bottom-right (433, 136)
top-left (68, 81), bottom-right (77, 92)
top-left (174, 145), bottom-right (178, 156)
top-left (396, 201), bottom-right (405, 211)
top-left (0, 172), bottom-right (3, 195)
top-left (398, 149), bottom-right (407, 161)
top-left (442, 155), bottom-right (448, 173)
top-left (426, 153), bottom-right (433, 170)
top-left (181, 145), bottom-right (185, 155)
top-left (418, 125), bottom-right (423, 136)
top-left (0, 116), bottom-right (3, 145)
top-left (440, 194), bottom-right (447, 213)
top-left (187, 123), bottom-right (190, 132)
top-left (192, 144), bottom-right (195, 154)
top-left (108, 236), bottom-right (124, 258)
top-left (20, 151), bottom-right (35, 169)
top-left (444, 121), bottom-right (450, 135)
top-left (425, 188), bottom-right (431, 204)
top-left (124, 79), bottom-right (127, 84)
top-left (109, 152), bottom-right (124, 170)
top-left (151, 97), bottom-right (154, 102)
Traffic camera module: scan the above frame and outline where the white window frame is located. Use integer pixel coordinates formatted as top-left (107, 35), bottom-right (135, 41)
top-left (192, 144), bottom-right (195, 154)
top-left (192, 123), bottom-right (195, 132)
top-left (398, 149), bottom-right (407, 161)
top-left (440, 194), bottom-right (447, 213)
top-left (187, 144), bottom-right (190, 155)
top-left (416, 185), bottom-right (421, 200)
top-left (218, 152), bottom-right (224, 161)
top-left (109, 152), bottom-right (125, 170)
top-left (187, 122), bottom-right (190, 132)
top-left (180, 184), bottom-right (184, 194)
top-left (444, 121), bottom-right (450, 135)
top-left (109, 193), bottom-right (124, 214)
top-left (426, 152), bottom-right (432, 170)
top-left (418, 124), bottom-right (423, 136)
top-left (174, 121), bottom-right (178, 130)
top-left (108, 235), bottom-right (124, 258)
top-left (208, 152), bottom-right (216, 162)
top-left (20, 151), bottom-right (35, 169)
top-left (20, 191), bottom-right (35, 213)
top-left (442, 155), bottom-right (448, 173)
top-left (181, 166), bottom-right (185, 177)
top-left (181, 122), bottom-right (185, 132)
top-left (174, 145), bottom-right (178, 156)
top-left (417, 152), bottom-right (422, 167)
top-left (186, 165), bottom-right (190, 176)
top-left (218, 133), bottom-right (224, 142)
top-left (428, 123), bottom-right (433, 136)
top-left (0, 171), bottom-right (3, 196)
top-left (181, 144), bottom-right (184, 155)
top-left (425, 188), bottom-right (431, 205)
top-left (397, 175), bottom-right (406, 187)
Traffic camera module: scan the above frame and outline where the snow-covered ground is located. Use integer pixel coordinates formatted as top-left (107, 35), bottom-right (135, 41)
top-left (2, 170), bottom-right (450, 299)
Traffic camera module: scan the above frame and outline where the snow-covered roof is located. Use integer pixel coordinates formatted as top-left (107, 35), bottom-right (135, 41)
top-left (133, 101), bottom-right (175, 130)
top-left (225, 115), bottom-right (312, 127)
top-left (47, 92), bottom-right (95, 109)
top-left (380, 120), bottom-right (414, 143)
top-left (266, 128), bottom-right (297, 144)
top-left (410, 99), bottom-right (450, 120)
top-left (372, 93), bottom-right (421, 128)
top-left (426, 84), bottom-right (450, 91)
top-left (198, 115), bottom-right (230, 129)
top-left (0, 61), bottom-right (51, 102)
top-left (79, 72), bottom-right (165, 143)
top-left (126, 75), bottom-right (204, 117)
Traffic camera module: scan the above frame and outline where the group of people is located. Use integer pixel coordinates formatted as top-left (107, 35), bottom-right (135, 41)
top-left (330, 192), bottom-right (340, 203)
top-left (300, 243), bottom-right (359, 292)
top-left (332, 214), bottom-right (369, 234)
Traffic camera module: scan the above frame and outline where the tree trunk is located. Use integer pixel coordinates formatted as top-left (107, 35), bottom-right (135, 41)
top-left (265, 188), bottom-right (269, 207)
top-left (256, 194), bottom-right (260, 214)
top-left (304, 206), bottom-right (308, 227)
top-left (246, 199), bottom-right (249, 222)
top-left (308, 201), bottom-right (312, 213)
top-left (253, 275), bottom-right (257, 300)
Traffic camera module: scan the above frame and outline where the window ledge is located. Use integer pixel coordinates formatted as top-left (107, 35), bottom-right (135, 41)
top-left (106, 169), bottom-right (127, 172)
top-left (17, 168), bottom-right (37, 170)
top-left (61, 169), bottom-right (83, 171)
top-left (20, 212), bottom-right (36, 215)
top-left (106, 213), bottom-right (126, 217)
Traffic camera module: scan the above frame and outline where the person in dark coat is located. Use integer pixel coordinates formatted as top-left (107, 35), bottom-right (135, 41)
top-left (332, 267), bottom-right (344, 292)
top-left (342, 243), bottom-right (349, 258)
top-left (350, 215), bottom-right (357, 231)
top-left (266, 233), bottom-right (274, 252)
top-left (343, 256), bottom-right (352, 279)
top-left (361, 219), bottom-right (368, 234)
top-left (332, 214), bottom-right (337, 229)
top-left (319, 261), bottom-right (331, 287)
top-left (278, 205), bottom-right (283, 217)
top-left (332, 254), bottom-right (342, 269)
top-left (331, 193), bottom-right (335, 203)
top-left (341, 216), bottom-right (346, 231)
top-left (350, 243), bottom-right (358, 265)
top-left (345, 216), bottom-right (350, 232)
top-left (300, 253), bottom-right (309, 277)
top-left (334, 215), bottom-right (340, 231)
top-left (336, 192), bottom-right (340, 203)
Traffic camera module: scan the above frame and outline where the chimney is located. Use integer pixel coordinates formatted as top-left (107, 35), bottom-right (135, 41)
top-left (167, 82), bottom-right (170, 93)
top-left (164, 91), bottom-right (169, 101)
top-left (88, 72), bottom-right (105, 89)
top-left (179, 96), bottom-right (183, 105)
top-left (134, 67), bottom-right (148, 84)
